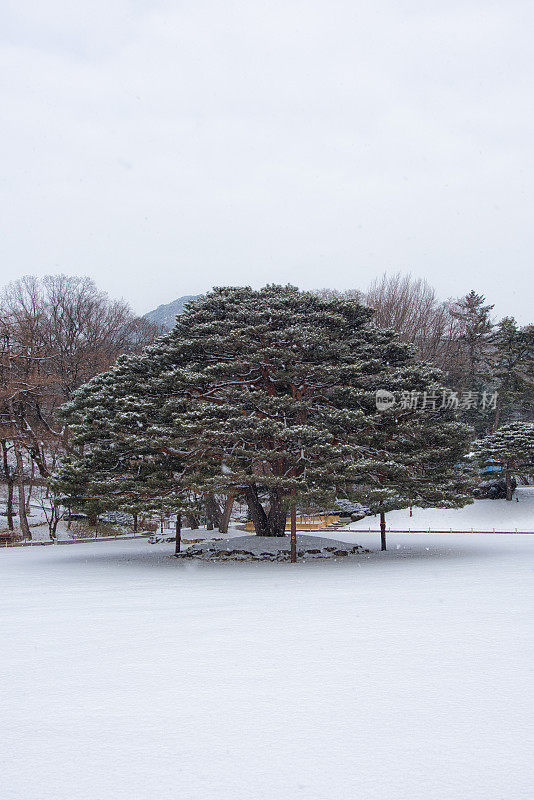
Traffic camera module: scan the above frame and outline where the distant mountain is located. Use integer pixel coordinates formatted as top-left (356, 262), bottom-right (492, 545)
top-left (143, 295), bottom-right (200, 329)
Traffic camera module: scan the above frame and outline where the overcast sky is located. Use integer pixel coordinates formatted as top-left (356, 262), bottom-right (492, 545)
top-left (1, 1), bottom-right (533, 322)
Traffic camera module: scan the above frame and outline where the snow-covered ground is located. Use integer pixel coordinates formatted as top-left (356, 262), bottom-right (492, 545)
top-left (2, 532), bottom-right (532, 800)
top-left (178, 533), bottom-right (367, 560)
top-left (349, 486), bottom-right (534, 532)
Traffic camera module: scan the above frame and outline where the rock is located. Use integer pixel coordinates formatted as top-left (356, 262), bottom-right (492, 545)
top-left (173, 534), bottom-right (368, 561)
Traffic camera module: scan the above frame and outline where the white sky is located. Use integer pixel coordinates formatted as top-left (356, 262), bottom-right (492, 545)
top-left (1, 1), bottom-right (533, 322)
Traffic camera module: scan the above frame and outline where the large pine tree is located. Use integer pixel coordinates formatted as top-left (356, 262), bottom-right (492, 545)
top-left (55, 286), bottom-right (473, 538)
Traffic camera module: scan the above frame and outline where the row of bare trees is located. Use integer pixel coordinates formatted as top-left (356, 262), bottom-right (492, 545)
top-left (365, 273), bottom-right (461, 371)
top-left (0, 275), bottom-right (161, 537)
top-left (319, 274), bottom-right (469, 374)
top-left (319, 273), bottom-right (534, 432)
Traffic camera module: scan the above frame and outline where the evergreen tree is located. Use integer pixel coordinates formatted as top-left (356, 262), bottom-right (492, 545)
top-left (450, 290), bottom-right (495, 386)
top-left (55, 286), bottom-right (473, 542)
top-left (492, 318), bottom-right (534, 428)
top-left (450, 291), bottom-right (495, 431)
top-left (473, 422), bottom-right (534, 500)
top-left (349, 411), bottom-right (473, 549)
top-left (51, 386), bottom-right (200, 539)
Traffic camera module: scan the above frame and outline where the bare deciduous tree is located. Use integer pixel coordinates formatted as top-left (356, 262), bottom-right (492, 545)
top-left (365, 272), bottom-right (461, 370)
top-left (0, 275), bottom-right (161, 536)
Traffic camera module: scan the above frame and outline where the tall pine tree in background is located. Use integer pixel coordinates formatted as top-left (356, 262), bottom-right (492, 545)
top-left (450, 290), bottom-right (495, 430)
top-left (492, 318), bottom-right (534, 428)
top-left (55, 286), bottom-right (473, 539)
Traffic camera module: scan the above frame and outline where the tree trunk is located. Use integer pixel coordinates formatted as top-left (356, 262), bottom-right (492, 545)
top-left (48, 505), bottom-right (59, 540)
top-left (380, 509), bottom-right (387, 551)
top-left (244, 485), bottom-right (271, 536)
top-left (6, 477), bottom-right (14, 531)
top-left (245, 485), bottom-right (287, 536)
top-left (1, 440), bottom-right (15, 531)
top-left (186, 514), bottom-right (199, 530)
top-left (505, 465), bottom-right (513, 501)
top-left (267, 489), bottom-right (287, 537)
top-left (205, 493), bottom-right (222, 530)
top-left (219, 495), bottom-right (234, 534)
top-left (133, 513), bottom-right (138, 533)
top-left (175, 514), bottom-right (181, 555)
top-left (13, 442), bottom-right (31, 540)
top-left (290, 491), bottom-right (297, 563)
top-left (25, 460), bottom-right (35, 515)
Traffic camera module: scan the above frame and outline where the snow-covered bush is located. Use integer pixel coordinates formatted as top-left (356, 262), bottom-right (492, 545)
top-left (334, 499), bottom-right (369, 519)
top-left (473, 478), bottom-right (517, 500)
top-left (99, 511), bottom-right (134, 526)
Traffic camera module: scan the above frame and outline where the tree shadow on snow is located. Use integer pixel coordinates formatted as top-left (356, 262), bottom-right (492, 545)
top-left (50, 533), bottom-right (511, 573)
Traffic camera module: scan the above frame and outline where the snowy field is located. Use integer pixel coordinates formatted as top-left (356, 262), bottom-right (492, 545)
top-left (2, 532), bottom-right (533, 800)
top-left (349, 486), bottom-right (534, 532)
